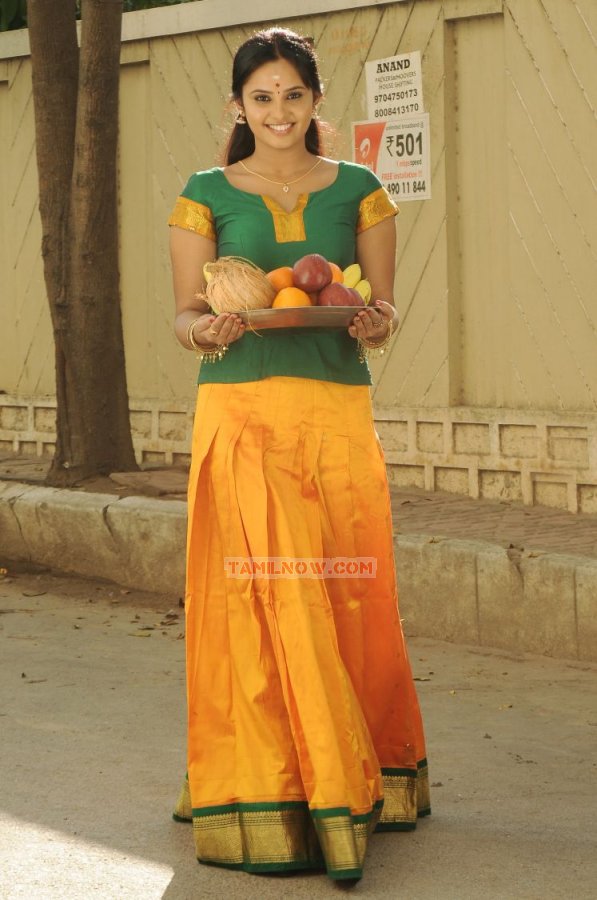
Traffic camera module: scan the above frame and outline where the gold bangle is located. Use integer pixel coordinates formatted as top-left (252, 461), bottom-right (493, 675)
top-left (186, 317), bottom-right (204, 351)
top-left (186, 317), bottom-right (229, 362)
top-left (357, 319), bottom-right (394, 363)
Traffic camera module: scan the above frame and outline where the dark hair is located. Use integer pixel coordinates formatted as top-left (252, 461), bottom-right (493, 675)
top-left (224, 28), bottom-right (325, 165)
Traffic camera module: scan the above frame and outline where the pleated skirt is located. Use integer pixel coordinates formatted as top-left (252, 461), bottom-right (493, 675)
top-left (174, 377), bottom-right (430, 880)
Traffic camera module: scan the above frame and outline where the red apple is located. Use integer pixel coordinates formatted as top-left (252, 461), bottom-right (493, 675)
top-left (293, 254), bottom-right (333, 292)
top-left (347, 288), bottom-right (365, 307)
top-left (318, 282), bottom-right (364, 306)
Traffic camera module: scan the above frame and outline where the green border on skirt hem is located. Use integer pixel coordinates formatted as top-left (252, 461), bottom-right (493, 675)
top-left (198, 858), bottom-right (325, 874)
top-left (374, 806), bottom-right (431, 833)
top-left (192, 798), bottom-right (383, 820)
top-left (198, 858), bottom-right (362, 880)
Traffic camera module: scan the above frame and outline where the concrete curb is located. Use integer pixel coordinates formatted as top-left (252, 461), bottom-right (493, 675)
top-left (0, 480), bottom-right (186, 595)
top-left (396, 536), bottom-right (597, 663)
top-left (2, 480), bottom-right (596, 661)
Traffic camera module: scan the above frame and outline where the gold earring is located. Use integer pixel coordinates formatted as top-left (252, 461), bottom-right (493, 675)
top-left (236, 109), bottom-right (246, 124)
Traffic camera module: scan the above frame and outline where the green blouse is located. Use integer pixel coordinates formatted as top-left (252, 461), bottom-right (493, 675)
top-left (168, 161), bottom-right (397, 385)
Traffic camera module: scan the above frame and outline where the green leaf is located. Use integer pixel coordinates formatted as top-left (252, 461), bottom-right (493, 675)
top-left (0, 0), bottom-right (195, 32)
top-left (0, 0), bottom-right (27, 30)
top-left (0, 0), bottom-right (19, 31)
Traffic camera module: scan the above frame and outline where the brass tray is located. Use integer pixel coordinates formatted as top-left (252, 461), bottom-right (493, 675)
top-left (236, 306), bottom-right (361, 330)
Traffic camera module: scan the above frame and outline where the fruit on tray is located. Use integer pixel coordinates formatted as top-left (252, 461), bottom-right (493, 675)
top-left (272, 286), bottom-right (313, 308)
top-left (318, 282), bottom-right (365, 307)
top-left (342, 264), bottom-right (362, 289)
top-left (202, 256), bottom-right (275, 312)
top-left (266, 266), bottom-right (294, 292)
top-left (292, 253), bottom-right (333, 292)
top-left (266, 254), bottom-right (373, 308)
top-left (329, 262), bottom-right (344, 283)
top-left (354, 279), bottom-right (372, 303)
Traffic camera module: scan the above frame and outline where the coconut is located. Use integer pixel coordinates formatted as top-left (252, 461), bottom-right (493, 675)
top-left (200, 256), bottom-right (275, 313)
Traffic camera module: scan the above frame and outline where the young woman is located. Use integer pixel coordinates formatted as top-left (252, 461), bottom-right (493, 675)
top-left (168, 27), bottom-right (430, 882)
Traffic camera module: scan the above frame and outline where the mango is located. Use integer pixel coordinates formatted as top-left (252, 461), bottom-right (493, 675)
top-left (342, 264), bottom-right (361, 288)
top-left (355, 279), bottom-right (372, 303)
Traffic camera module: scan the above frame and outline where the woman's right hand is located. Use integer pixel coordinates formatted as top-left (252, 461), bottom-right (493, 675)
top-left (170, 228), bottom-right (246, 350)
top-left (192, 312), bottom-right (246, 347)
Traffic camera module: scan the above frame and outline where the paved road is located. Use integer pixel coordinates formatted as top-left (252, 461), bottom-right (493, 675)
top-left (1, 568), bottom-right (596, 899)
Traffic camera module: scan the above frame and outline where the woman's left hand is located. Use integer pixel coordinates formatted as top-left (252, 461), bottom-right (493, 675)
top-left (347, 300), bottom-right (396, 343)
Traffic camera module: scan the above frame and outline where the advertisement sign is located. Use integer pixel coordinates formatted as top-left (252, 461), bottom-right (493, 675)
top-left (353, 115), bottom-right (431, 202)
top-left (365, 51), bottom-right (423, 120)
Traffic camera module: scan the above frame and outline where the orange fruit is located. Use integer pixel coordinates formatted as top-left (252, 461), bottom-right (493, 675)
top-left (329, 262), bottom-right (344, 283)
top-left (272, 286), bottom-right (313, 308)
top-left (266, 266), bottom-right (294, 292)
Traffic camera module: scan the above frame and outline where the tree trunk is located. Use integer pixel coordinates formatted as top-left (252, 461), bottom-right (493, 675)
top-left (28, 0), bottom-right (137, 486)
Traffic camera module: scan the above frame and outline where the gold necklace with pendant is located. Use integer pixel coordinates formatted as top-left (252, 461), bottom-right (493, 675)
top-left (239, 156), bottom-right (323, 193)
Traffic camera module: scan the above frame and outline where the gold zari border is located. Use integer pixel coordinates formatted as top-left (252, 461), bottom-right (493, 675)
top-left (356, 187), bottom-right (399, 233)
top-left (173, 776), bottom-right (192, 821)
top-left (168, 196), bottom-right (216, 241)
top-left (262, 194), bottom-right (308, 243)
top-left (193, 804), bottom-right (324, 870)
top-left (313, 807), bottom-right (381, 875)
top-left (173, 765), bottom-right (429, 872)
top-left (378, 772), bottom-right (417, 825)
top-left (376, 764), bottom-right (431, 828)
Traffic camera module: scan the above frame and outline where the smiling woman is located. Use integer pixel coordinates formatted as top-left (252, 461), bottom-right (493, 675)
top-left (167, 27), bottom-right (429, 883)
top-left (225, 29), bottom-right (324, 166)
top-left (236, 60), bottom-right (318, 159)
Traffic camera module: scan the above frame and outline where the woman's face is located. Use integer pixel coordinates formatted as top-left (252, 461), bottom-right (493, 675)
top-left (239, 57), bottom-right (319, 153)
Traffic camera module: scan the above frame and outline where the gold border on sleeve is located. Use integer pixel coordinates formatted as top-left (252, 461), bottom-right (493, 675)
top-left (168, 196), bottom-right (216, 241)
top-left (356, 187), bottom-right (399, 233)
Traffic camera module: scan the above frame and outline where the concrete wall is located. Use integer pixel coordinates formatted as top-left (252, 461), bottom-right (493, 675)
top-left (1, 0), bottom-right (596, 511)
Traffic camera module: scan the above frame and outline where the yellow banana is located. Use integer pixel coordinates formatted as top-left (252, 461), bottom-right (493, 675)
top-left (342, 263), bottom-right (361, 288)
top-left (355, 279), bottom-right (372, 303)
top-left (203, 262), bottom-right (213, 283)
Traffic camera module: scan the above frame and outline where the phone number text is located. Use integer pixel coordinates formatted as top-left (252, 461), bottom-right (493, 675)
top-left (374, 104), bottom-right (420, 118)
top-left (385, 180), bottom-right (427, 196)
top-left (373, 89), bottom-right (418, 103)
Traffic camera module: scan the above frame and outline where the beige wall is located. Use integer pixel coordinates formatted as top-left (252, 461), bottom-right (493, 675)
top-left (1, 0), bottom-right (596, 511)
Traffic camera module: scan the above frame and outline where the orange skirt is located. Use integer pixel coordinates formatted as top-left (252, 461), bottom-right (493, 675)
top-left (174, 377), bottom-right (429, 880)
